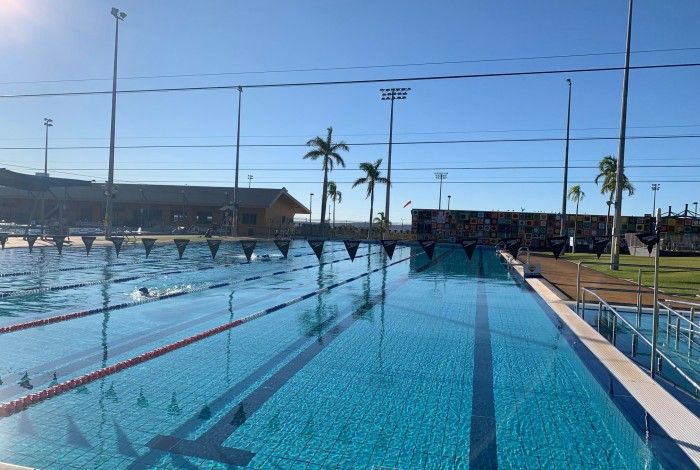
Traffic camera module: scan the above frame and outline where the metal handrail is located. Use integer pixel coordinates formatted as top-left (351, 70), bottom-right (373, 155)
top-left (580, 287), bottom-right (700, 396)
top-left (657, 301), bottom-right (700, 330)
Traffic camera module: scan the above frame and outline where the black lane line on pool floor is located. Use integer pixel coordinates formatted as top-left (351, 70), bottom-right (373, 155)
top-left (0, 248), bottom-right (392, 399)
top-left (469, 248), bottom-right (499, 469)
top-left (0, 247), bottom-right (346, 299)
top-left (142, 249), bottom-right (452, 467)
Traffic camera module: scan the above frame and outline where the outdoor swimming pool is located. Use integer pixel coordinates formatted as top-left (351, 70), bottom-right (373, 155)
top-left (0, 240), bottom-right (684, 468)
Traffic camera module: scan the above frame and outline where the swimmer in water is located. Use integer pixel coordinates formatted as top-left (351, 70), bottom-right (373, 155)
top-left (138, 287), bottom-right (151, 297)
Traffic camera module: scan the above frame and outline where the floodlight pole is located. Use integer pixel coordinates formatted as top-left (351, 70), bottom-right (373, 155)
top-left (651, 183), bottom-right (660, 228)
top-left (104, 8), bottom-right (126, 240)
top-left (232, 86), bottom-right (243, 237)
top-left (610, 0), bottom-right (634, 270)
top-left (447, 195), bottom-right (451, 211)
top-left (650, 207), bottom-right (661, 376)
top-left (435, 172), bottom-right (448, 210)
top-left (381, 87), bottom-right (410, 234)
top-left (41, 118), bottom-right (53, 238)
top-left (560, 78), bottom-right (572, 236)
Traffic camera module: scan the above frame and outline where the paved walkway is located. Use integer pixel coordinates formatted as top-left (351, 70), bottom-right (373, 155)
top-left (521, 252), bottom-right (658, 307)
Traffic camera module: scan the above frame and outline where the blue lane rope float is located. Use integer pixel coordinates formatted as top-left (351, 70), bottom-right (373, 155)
top-left (0, 246), bottom-right (388, 335)
top-left (0, 245), bottom-right (347, 299)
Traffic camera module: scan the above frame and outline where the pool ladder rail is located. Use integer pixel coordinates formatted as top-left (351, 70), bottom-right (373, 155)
top-left (578, 288), bottom-right (700, 399)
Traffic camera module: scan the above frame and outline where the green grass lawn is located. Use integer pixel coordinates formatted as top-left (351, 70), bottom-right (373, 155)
top-left (559, 253), bottom-right (700, 299)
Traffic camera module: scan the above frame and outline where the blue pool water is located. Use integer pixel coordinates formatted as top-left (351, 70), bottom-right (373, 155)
top-left (0, 240), bottom-right (676, 468)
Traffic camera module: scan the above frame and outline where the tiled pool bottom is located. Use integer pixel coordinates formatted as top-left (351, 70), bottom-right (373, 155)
top-left (0, 242), bottom-right (669, 468)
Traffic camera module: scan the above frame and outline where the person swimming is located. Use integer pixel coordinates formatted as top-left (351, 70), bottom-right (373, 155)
top-left (138, 287), bottom-right (151, 296)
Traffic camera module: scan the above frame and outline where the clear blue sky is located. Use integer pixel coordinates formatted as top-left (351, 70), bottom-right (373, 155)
top-left (1, 0), bottom-right (699, 224)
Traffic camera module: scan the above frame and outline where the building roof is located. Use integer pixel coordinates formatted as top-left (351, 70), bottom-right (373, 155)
top-left (0, 168), bottom-right (92, 191)
top-left (0, 177), bottom-right (310, 214)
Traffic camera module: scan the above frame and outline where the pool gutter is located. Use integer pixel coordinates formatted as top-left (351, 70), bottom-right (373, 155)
top-left (499, 250), bottom-right (700, 468)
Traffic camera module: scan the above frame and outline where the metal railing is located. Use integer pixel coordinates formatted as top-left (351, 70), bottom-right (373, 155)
top-left (657, 300), bottom-right (699, 352)
top-left (579, 287), bottom-right (700, 398)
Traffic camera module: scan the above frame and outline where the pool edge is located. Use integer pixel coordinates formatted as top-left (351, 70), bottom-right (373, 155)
top-left (500, 250), bottom-right (700, 468)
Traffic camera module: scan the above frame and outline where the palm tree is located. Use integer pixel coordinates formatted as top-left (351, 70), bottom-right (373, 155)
top-left (353, 159), bottom-right (388, 239)
top-left (303, 127), bottom-right (349, 236)
top-left (594, 155), bottom-right (635, 235)
top-left (567, 185), bottom-right (585, 253)
top-left (373, 212), bottom-right (390, 237)
top-left (327, 181), bottom-right (342, 234)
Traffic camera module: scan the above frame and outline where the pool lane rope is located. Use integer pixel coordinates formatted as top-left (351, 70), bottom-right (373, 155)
top-left (0, 246), bottom-right (386, 335)
top-left (0, 249), bottom-right (426, 418)
top-left (0, 246), bottom-right (347, 299)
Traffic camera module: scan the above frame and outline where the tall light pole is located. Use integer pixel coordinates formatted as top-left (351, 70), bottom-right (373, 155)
top-left (232, 86), bottom-right (243, 237)
top-left (435, 172), bottom-right (447, 210)
top-left (560, 78), bottom-right (573, 236)
top-left (694, 201), bottom-right (698, 216)
top-left (447, 195), bottom-right (451, 211)
top-left (43, 118), bottom-right (53, 175)
top-left (651, 183), bottom-right (660, 217)
top-left (247, 174), bottom-right (253, 188)
top-left (610, 0), bottom-right (634, 270)
top-left (380, 87), bottom-right (410, 233)
top-left (103, 7), bottom-right (126, 239)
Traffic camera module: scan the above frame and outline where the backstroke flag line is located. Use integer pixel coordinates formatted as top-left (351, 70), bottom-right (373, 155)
top-left (343, 240), bottom-right (360, 262)
top-left (27, 235), bottom-right (37, 253)
top-left (592, 236), bottom-right (610, 259)
top-left (548, 236), bottom-right (568, 260)
top-left (635, 233), bottom-right (659, 254)
top-left (241, 240), bottom-right (257, 262)
top-left (174, 239), bottom-right (189, 259)
top-left (111, 237), bottom-right (124, 257)
top-left (308, 239), bottom-right (324, 261)
top-left (81, 236), bottom-right (96, 256)
top-left (501, 237), bottom-right (522, 259)
top-left (52, 236), bottom-right (65, 255)
top-left (274, 239), bottom-right (291, 258)
top-left (207, 239), bottom-right (221, 259)
top-left (419, 240), bottom-right (436, 260)
top-left (142, 238), bottom-right (156, 258)
top-left (461, 238), bottom-right (478, 260)
top-left (381, 240), bottom-right (397, 259)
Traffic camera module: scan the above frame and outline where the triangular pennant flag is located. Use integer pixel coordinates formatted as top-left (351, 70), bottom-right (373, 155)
top-left (419, 240), bottom-right (436, 260)
top-left (110, 236), bottom-right (124, 257)
top-left (174, 239), bottom-right (189, 259)
top-left (141, 238), bottom-right (156, 258)
top-left (0, 233), bottom-right (8, 249)
top-left (592, 236), bottom-right (611, 259)
top-left (52, 236), bottom-right (66, 255)
top-left (81, 236), bottom-right (96, 256)
top-left (500, 237), bottom-right (522, 259)
top-left (343, 240), bottom-right (361, 262)
top-left (635, 233), bottom-right (659, 255)
top-left (461, 238), bottom-right (478, 260)
top-left (274, 239), bottom-right (291, 258)
top-left (308, 239), bottom-right (324, 261)
top-left (241, 240), bottom-right (257, 262)
top-left (206, 239), bottom-right (221, 259)
top-left (26, 235), bottom-right (37, 253)
top-left (548, 236), bottom-right (568, 260)
top-left (381, 240), bottom-right (397, 259)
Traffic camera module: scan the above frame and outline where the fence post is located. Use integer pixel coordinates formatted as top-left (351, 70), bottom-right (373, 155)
top-left (575, 261), bottom-right (582, 314)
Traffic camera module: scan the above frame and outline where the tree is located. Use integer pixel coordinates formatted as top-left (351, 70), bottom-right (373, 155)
top-left (304, 127), bottom-right (349, 236)
top-left (567, 185), bottom-right (585, 253)
top-left (594, 155), bottom-right (635, 235)
top-left (327, 181), bottom-right (342, 234)
top-left (373, 211), bottom-right (391, 237)
top-left (352, 159), bottom-right (388, 239)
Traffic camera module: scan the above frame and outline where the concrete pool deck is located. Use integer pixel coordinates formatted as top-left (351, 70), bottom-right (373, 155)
top-left (501, 250), bottom-right (700, 467)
